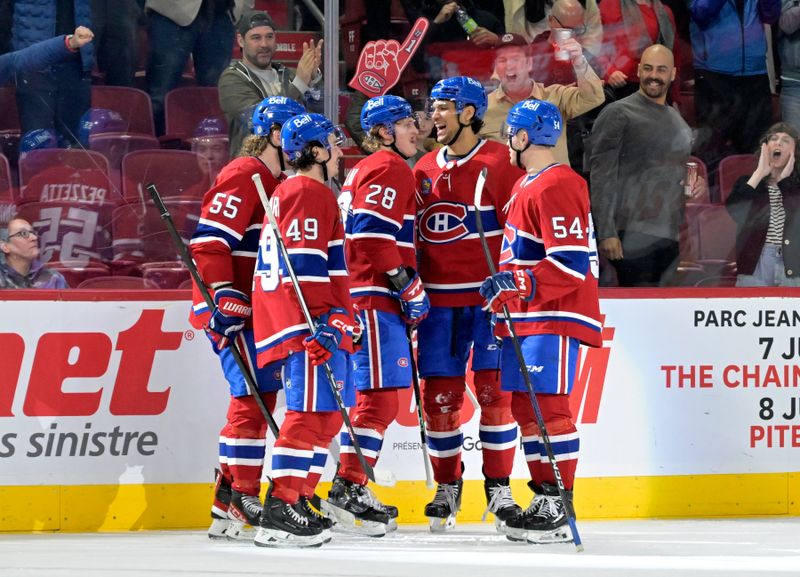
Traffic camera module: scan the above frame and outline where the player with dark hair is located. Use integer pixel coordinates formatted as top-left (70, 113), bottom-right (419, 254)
top-left (326, 95), bottom-right (429, 536)
top-left (413, 76), bottom-right (525, 532)
top-left (252, 113), bottom-right (359, 548)
top-left (480, 99), bottom-right (602, 544)
top-left (189, 96), bottom-right (304, 541)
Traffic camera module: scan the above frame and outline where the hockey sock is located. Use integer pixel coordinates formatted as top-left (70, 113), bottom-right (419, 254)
top-left (223, 392), bottom-right (276, 495)
top-left (301, 446), bottom-right (328, 499)
top-left (293, 411), bottom-right (344, 499)
top-left (474, 370), bottom-right (517, 479)
top-left (512, 392), bottom-right (578, 490)
top-left (338, 389), bottom-right (398, 485)
top-left (423, 376), bottom-right (465, 483)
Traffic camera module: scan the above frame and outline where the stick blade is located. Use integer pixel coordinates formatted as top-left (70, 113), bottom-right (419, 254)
top-left (473, 167), bottom-right (488, 208)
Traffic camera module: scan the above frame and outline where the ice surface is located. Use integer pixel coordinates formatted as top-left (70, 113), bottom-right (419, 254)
top-left (1, 519), bottom-right (798, 577)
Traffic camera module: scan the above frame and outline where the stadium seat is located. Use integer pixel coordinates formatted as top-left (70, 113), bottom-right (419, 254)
top-left (177, 278), bottom-right (194, 290)
top-left (89, 133), bottom-right (160, 191)
top-left (694, 275), bottom-right (737, 287)
top-left (51, 262), bottom-right (111, 288)
top-left (164, 86), bottom-right (227, 141)
top-left (91, 86), bottom-right (156, 136)
top-left (18, 149), bottom-right (116, 204)
top-left (15, 201), bottom-right (116, 266)
top-left (0, 86), bottom-right (21, 132)
top-left (0, 153), bottom-right (15, 225)
top-left (142, 261), bottom-right (190, 289)
top-left (695, 205), bottom-right (737, 264)
top-left (121, 149), bottom-right (212, 202)
top-left (111, 199), bottom-right (200, 266)
top-left (718, 153), bottom-right (758, 204)
top-left (77, 275), bottom-right (157, 289)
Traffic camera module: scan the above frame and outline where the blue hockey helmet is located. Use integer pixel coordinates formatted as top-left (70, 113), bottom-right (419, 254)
top-left (280, 113), bottom-right (344, 160)
top-left (360, 95), bottom-right (414, 134)
top-left (78, 108), bottom-right (126, 146)
top-left (19, 128), bottom-right (59, 153)
top-left (429, 76), bottom-right (488, 119)
top-left (251, 96), bottom-right (305, 136)
top-left (505, 99), bottom-right (562, 147)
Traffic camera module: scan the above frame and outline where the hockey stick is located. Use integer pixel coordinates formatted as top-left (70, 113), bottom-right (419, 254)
top-left (472, 168), bottom-right (584, 552)
top-left (405, 326), bottom-right (435, 489)
top-left (251, 173), bottom-right (396, 488)
top-left (147, 184), bottom-right (280, 439)
top-left (465, 380), bottom-right (480, 410)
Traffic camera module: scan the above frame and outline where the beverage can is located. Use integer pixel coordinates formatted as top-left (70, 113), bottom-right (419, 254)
top-left (552, 28), bottom-right (573, 61)
top-left (684, 161), bottom-right (698, 199)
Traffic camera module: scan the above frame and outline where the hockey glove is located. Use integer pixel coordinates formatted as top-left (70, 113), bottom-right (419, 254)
top-left (205, 286), bottom-right (252, 352)
top-left (388, 267), bottom-right (430, 325)
top-left (479, 270), bottom-right (535, 313)
top-left (304, 308), bottom-right (359, 365)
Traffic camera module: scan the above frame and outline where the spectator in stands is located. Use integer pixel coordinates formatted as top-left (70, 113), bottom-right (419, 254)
top-left (589, 44), bottom-right (693, 287)
top-left (780, 0), bottom-right (800, 130)
top-left (10, 1), bottom-right (94, 147)
top-left (190, 117), bottom-right (230, 181)
top-left (0, 218), bottom-right (67, 289)
top-left (91, 0), bottom-right (141, 86)
top-left (145, 0), bottom-right (253, 135)
top-left (0, 25), bottom-right (93, 85)
top-left (420, 1), bottom-right (504, 45)
top-left (218, 9), bottom-right (322, 158)
top-left (480, 33), bottom-right (604, 165)
top-left (726, 123), bottom-right (800, 287)
top-left (690, 0), bottom-right (780, 165)
top-left (504, 0), bottom-right (603, 57)
top-left (599, 0), bottom-right (678, 102)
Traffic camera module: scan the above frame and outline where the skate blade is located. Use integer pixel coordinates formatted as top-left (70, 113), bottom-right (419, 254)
top-left (208, 517), bottom-right (231, 540)
top-left (526, 525), bottom-right (573, 544)
top-left (321, 501), bottom-right (388, 537)
top-left (427, 514), bottom-right (456, 533)
top-left (225, 520), bottom-right (256, 541)
top-left (253, 527), bottom-right (328, 549)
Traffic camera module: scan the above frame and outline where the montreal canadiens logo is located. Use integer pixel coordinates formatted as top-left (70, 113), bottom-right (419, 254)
top-left (397, 357), bottom-right (409, 368)
top-left (499, 226), bottom-right (517, 265)
top-left (419, 201), bottom-right (470, 244)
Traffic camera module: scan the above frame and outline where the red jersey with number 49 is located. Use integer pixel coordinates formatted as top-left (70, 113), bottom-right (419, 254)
top-left (252, 175), bottom-right (355, 367)
top-left (341, 150), bottom-right (417, 314)
top-left (497, 163), bottom-right (602, 347)
top-left (414, 139), bottom-right (524, 307)
top-left (188, 156), bottom-right (281, 329)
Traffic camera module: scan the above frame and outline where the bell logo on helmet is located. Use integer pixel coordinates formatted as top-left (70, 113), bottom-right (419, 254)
top-left (365, 97), bottom-right (384, 111)
top-left (293, 115), bottom-right (312, 128)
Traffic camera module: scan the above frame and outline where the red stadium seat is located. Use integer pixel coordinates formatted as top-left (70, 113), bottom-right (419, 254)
top-left (695, 205), bottom-right (737, 264)
top-left (122, 150), bottom-right (211, 202)
top-left (50, 263), bottom-right (111, 288)
top-left (15, 201), bottom-right (116, 266)
top-left (164, 86), bottom-right (227, 141)
top-left (0, 86), bottom-right (21, 132)
top-left (718, 153), bottom-right (758, 204)
top-left (142, 261), bottom-right (190, 289)
top-left (91, 86), bottom-right (156, 136)
top-left (77, 275), bottom-right (157, 289)
top-left (89, 133), bottom-right (160, 191)
top-left (18, 149), bottom-right (116, 204)
top-left (111, 199), bottom-right (200, 266)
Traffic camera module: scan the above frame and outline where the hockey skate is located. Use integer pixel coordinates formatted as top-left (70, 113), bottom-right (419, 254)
top-left (208, 469), bottom-right (232, 540)
top-left (300, 496), bottom-right (335, 533)
top-left (254, 486), bottom-right (329, 548)
top-left (506, 482), bottom-right (574, 544)
top-left (425, 476), bottom-right (463, 533)
top-left (226, 490), bottom-right (262, 540)
top-left (324, 475), bottom-right (394, 537)
top-left (481, 473), bottom-right (522, 533)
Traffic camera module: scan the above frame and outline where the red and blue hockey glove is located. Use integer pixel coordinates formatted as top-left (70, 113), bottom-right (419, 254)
top-left (479, 269), bottom-right (535, 313)
top-left (205, 286), bottom-right (252, 352)
top-left (304, 308), bottom-right (358, 365)
top-left (389, 267), bottom-right (430, 325)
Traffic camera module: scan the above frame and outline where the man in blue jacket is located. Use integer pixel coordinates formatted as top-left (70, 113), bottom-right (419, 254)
top-left (690, 0), bottom-right (781, 163)
top-left (0, 25), bottom-right (93, 85)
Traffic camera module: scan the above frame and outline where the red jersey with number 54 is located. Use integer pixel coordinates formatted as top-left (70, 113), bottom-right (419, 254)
top-left (189, 156), bottom-right (282, 329)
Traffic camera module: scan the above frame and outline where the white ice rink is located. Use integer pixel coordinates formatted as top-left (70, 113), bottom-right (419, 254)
top-left (1, 518), bottom-right (798, 577)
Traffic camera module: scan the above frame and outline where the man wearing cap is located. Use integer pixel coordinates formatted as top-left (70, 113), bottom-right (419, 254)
top-left (145, 1), bottom-right (252, 135)
top-left (218, 9), bottom-right (323, 157)
top-left (480, 32), bottom-right (604, 166)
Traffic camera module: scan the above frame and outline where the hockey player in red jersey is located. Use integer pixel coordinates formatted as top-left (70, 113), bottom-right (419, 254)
top-left (325, 95), bottom-right (430, 536)
top-left (251, 113), bottom-right (359, 548)
top-left (479, 99), bottom-right (602, 544)
top-left (189, 96), bottom-right (305, 540)
top-left (413, 76), bottom-right (526, 532)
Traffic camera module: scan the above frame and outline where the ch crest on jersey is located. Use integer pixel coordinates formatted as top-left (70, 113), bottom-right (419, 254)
top-left (418, 201), bottom-right (470, 244)
top-left (499, 225), bottom-right (517, 265)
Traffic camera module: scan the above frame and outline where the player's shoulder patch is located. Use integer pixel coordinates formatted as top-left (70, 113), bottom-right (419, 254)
top-left (419, 177), bottom-right (432, 196)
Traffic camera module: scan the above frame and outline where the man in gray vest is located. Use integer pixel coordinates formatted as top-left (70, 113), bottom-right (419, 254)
top-left (218, 10), bottom-right (322, 157)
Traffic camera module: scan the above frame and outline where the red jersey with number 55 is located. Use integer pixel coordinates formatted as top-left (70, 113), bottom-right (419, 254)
top-left (252, 175), bottom-right (355, 367)
top-left (413, 139), bottom-right (524, 307)
top-left (497, 163), bottom-right (602, 347)
top-left (189, 156), bottom-right (282, 329)
top-left (340, 150), bottom-right (417, 314)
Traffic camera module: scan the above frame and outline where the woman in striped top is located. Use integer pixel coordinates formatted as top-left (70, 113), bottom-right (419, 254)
top-left (726, 122), bottom-right (800, 287)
